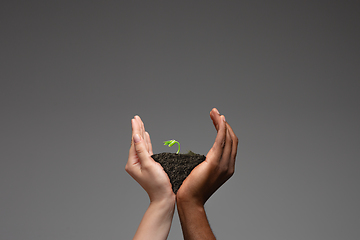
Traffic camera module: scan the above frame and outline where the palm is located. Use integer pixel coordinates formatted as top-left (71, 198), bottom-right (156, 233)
top-left (176, 153), bottom-right (224, 204)
top-left (176, 160), bottom-right (209, 201)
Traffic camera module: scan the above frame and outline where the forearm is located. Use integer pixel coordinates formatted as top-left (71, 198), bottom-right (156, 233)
top-left (133, 197), bottom-right (176, 240)
top-left (177, 200), bottom-right (216, 240)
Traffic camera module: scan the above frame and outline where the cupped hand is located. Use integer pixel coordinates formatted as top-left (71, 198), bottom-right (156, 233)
top-left (126, 116), bottom-right (175, 203)
top-left (176, 108), bottom-right (238, 205)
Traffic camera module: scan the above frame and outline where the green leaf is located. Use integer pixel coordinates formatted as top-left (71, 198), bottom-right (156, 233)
top-left (163, 139), bottom-right (180, 154)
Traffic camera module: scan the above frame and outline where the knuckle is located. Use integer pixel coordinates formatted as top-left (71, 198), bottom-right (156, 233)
top-left (218, 164), bottom-right (229, 175)
top-left (135, 144), bottom-right (143, 154)
top-left (219, 164), bottom-right (235, 178)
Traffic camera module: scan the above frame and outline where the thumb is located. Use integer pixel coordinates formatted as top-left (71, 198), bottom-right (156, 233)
top-left (133, 134), bottom-right (151, 165)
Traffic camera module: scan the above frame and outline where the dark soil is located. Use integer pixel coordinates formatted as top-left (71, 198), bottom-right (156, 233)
top-left (151, 152), bottom-right (206, 194)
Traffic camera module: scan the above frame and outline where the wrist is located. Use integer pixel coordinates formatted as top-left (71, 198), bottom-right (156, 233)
top-left (176, 196), bottom-right (204, 212)
top-left (133, 193), bottom-right (175, 240)
top-left (150, 194), bottom-right (176, 209)
top-left (176, 192), bottom-right (205, 208)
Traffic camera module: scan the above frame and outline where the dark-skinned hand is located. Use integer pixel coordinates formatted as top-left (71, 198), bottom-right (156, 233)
top-left (176, 108), bottom-right (238, 205)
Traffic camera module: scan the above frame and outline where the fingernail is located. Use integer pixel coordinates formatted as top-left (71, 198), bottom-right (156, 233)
top-left (215, 108), bottom-right (220, 115)
top-left (133, 134), bottom-right (141, 143)
top-left (222, 115), bottom-right (226, 122)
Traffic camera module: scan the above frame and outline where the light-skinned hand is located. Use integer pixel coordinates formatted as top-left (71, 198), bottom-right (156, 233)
top-left (126, 115), bottom-right (175, 203)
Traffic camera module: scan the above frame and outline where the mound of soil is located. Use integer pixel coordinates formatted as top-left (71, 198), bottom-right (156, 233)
top-left (152, 152), bottom-right (206, 193)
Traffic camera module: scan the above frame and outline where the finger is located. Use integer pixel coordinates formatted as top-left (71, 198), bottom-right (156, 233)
top-left (207, 115), bottom-right (227, 164)
top-left (145, 131), bottom-right (153, 155)
top-left (134, 115), bottom-right (145, 140)
top-left (131, 117), bottom-right (147, 157)
top-left (220, 124), bottom-right (232, 167)
top-left (133, 133), bottom-right (151, 166)
top-left (212, 107), bottom-right (220, 116)
top-left (127, 141), bottom-right (139, 168)
top-left (210, 108), bottom-right (221, 131)
top-left (135, 115), bottom-right (149, 152)
top-left (140, 116), bottom-right (146, 139)
top-left (126, 119), bottom-right (140, 172)
top-left (226, 122), bottom-right (238, 172)
top-left (129, 118), bottom-right (140, 158)
top-left (132, 117), bottom-right (142, 140)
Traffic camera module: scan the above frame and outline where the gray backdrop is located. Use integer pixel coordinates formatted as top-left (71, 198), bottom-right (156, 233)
top-left (1, 1), bottom-right (359, 239)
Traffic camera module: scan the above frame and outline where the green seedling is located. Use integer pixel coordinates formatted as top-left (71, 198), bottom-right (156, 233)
top-left (164, 140), bottom-right (180, 154)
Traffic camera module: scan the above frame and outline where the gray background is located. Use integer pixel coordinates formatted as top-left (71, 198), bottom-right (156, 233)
top-left (1, 1), bottom-right (359, 239)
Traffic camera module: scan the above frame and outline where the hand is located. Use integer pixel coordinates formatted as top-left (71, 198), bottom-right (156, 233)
top-left (176, 108), bottom-right (238, 205)
top-left (126, 116), bottom-right (175, 203)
